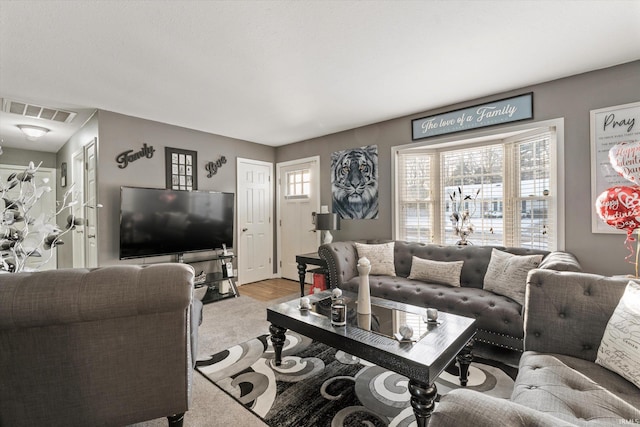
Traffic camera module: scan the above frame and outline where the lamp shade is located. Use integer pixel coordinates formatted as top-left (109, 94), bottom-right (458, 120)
top-left (315, 213), bottom-right (340, 231)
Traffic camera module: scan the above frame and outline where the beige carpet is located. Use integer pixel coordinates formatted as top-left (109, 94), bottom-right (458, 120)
top-left (129, 289), bottom-right (299, 427)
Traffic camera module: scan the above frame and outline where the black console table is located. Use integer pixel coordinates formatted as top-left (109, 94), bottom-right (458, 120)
top-left (295, 252), bottom-right (328, 297)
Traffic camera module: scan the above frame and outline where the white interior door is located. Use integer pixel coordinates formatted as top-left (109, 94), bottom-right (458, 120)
top-left (277, 157), bottom-right (320, 282)
top-left (237, 158), bottom-right (273, 285)
top-left (71, 149), bottom-right (85, 267)
top-left (84, 139), bottom-right (98, 267)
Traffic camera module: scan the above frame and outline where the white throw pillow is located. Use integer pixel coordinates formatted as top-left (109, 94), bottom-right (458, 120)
top-left (408, 256), bottom-right (464, 287)
top-left (596, 280), bottom-right (640, 388)
top-left (354, 242), bottom-right (396, 276)
top-left (483, 248), bottom-right (543, 305)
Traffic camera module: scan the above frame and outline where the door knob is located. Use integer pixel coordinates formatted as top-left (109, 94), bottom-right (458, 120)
top-left (242, 228), bottom-right (248, 232)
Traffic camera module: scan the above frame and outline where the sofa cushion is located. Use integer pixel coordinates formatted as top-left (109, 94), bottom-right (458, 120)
top-left (513, 352), bottom-right (640, 425)
top-left (408, 256), bottom-right (463, 287)
top-left (354, 241), bottom-right (396, 276)
top-left (431, 389), bottom-right (571, 427)
top-left (596, 280), bottom-right (640, 388)
top-left (483, 249), bottom-right (542, 305)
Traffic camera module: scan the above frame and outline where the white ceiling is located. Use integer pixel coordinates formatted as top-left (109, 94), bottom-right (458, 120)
top-left (1, 1), bottom-right (639, 153)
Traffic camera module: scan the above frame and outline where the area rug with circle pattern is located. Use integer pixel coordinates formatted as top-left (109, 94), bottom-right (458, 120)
top-left (196, 331), bottom-right (517, 427)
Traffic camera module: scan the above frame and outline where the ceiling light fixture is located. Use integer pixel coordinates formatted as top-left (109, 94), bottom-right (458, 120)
top-left (17, 125), bottom-right (50, 141)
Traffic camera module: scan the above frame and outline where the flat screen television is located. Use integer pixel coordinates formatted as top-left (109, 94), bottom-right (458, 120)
top-left (119, 186), bottom-right (235, 259)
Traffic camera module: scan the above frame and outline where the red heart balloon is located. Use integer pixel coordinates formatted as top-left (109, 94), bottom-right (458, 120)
top-left (595, 186), bottom-right (640, 234)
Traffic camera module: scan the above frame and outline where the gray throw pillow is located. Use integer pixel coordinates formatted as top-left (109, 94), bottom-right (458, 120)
top-left (483, 248), bottom-right (542, 305)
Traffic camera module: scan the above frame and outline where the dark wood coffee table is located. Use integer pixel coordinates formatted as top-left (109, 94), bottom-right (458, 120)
top-left (266, 290), bottom-right (476, 427)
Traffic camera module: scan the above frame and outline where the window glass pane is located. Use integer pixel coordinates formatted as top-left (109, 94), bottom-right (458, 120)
top-left (398, 153), bottom-right (432, 242)
top-left (441, 145), bottom-right (503, 246)
top-left (517, 136), bottom-right (551, 249)
top-left (286, 169), bottom-right (311, 198)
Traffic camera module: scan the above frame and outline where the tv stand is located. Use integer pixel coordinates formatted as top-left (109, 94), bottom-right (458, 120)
top-left (190, 253), bottom-right (238, 304)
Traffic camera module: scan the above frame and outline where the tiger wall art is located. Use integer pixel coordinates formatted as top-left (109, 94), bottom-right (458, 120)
top-left (331, 145), bottom-right (379, 219)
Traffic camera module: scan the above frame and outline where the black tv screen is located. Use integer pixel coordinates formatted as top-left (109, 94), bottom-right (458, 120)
top-left (119, 187), bottom-right (235, 259)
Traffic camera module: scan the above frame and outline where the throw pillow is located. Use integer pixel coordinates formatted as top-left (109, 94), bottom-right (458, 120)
top-left (483, 248), bottom-right (543, 305)
top-left (354, 242), bottom-right (396, 276)
top-left (596, 280), bottom-right (640, 388)
top-left (408, 256), bottom-right (464, 287)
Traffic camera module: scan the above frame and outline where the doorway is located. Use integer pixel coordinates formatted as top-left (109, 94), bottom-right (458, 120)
top-left (276, 156), bottom-right (320, 282)
top-left (71, 149), bottom-right (85, 267)
top-left (236, 158), bottom-right (274, 285)
top-left (84, 139), bottom-right (98, 267)
top-left (70, 138), bottom-right (98, 268)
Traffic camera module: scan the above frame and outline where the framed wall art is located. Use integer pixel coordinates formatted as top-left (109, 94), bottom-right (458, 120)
top-left (331, 145), bottom-right (379, 219)
top-left (165, 147), bottom-right (197, 191)
top-left (590, 101), bottom-right (640, 233)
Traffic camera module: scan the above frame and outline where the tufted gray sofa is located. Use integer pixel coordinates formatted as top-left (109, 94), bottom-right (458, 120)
top-left (430, 269), bottom-right (640, 426)
top-left (318, 240), bottom-right (581, 351)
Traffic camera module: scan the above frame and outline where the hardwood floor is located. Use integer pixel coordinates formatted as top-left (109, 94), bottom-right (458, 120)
top-left (238, 277), bottom-right (300, 301)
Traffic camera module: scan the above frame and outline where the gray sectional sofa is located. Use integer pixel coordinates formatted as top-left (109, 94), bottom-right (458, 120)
top-left (318, 240), bottom-right (582, 351)
top-left (430, 269), bottom-right (640, 426)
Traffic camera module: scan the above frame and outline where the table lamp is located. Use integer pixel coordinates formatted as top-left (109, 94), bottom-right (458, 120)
top-left (315, 213), bottom-right (340, 244)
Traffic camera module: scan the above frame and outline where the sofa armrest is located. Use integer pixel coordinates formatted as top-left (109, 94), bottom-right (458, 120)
top-left (318, 241), bottom-right (359, 288)
top-left (523, 269), bottom-right (629, 361)
top-left (539, 251), bottom-right (582, 272)
top-left (431, 389), bottom-right (575, 427)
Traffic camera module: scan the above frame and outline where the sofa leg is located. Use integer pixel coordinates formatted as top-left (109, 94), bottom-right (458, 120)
top-left (457, 339), bottom-right (474, 387)
top-left (167, 413), bottom-right (184, 427)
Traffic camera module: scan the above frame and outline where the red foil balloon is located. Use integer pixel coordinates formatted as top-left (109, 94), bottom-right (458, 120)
top-left (596, 186), bottom-right (640, 262)
top-left (596, 186), bottom-right (640, 233)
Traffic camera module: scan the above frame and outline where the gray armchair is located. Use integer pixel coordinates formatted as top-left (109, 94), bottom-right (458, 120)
top-left (430, 269), bottom-right (640, 426)
top-left (0, 263), bottom-right (200, 427)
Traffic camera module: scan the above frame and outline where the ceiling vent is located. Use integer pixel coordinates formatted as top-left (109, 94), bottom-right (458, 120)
top-left (1, 98), bottom-right (77, 124)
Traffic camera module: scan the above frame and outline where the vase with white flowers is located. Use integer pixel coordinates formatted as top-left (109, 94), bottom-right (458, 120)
top-left (0, 161), bottom-right (92, 273)
top-left (449, 187), bottom-right (480, 245)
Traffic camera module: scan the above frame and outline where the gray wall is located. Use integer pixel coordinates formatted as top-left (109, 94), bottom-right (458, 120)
top-left (276, 61), bottom-right (640, 276)
top-left (95, 110), bottom-right (276, 267)
top-left (4, 61), bottom-right (638, 276)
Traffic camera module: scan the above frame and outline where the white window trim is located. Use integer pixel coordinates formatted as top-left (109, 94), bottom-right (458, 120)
top-left (392, 118), bottom-right (565, 250)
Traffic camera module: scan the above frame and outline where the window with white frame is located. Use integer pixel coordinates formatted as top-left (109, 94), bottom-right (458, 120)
top-left (285, 169), bottom-right (311, 199)
top-left (396, 129), bottom-right (557, 250)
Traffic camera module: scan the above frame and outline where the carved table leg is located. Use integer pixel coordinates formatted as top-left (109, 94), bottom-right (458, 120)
top-left (408, 379), bottom-right (437, 427)
top-left (269, 324), bottom-right (287, 366)
top-left (297, 262), bottom-right (307, 296)
top-left (456, 339), bottom-right (474, 387)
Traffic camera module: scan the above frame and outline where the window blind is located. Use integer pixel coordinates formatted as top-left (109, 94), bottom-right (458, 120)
top-left (396, 129), bottom-right (556, 250)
